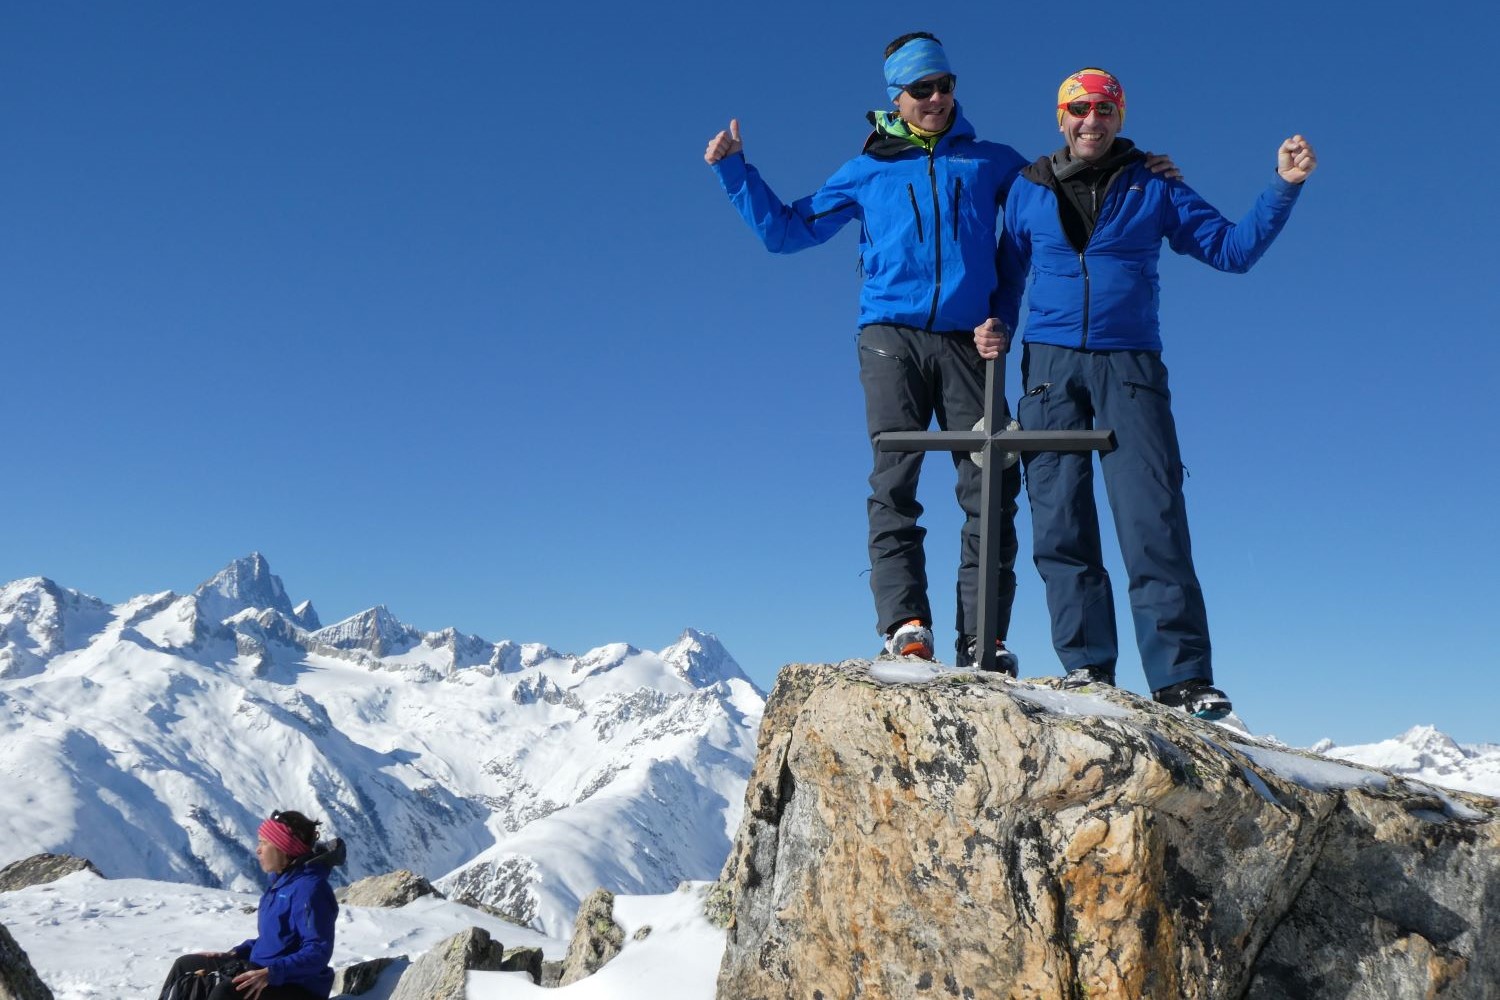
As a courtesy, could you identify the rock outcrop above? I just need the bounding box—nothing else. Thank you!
[338,869,440,908]
[715,661,1500,1000]
[0,855,102,894]
[500,946,545,985]
[0,922,54,1000]
[387,927,505,1000]
[332,956,403,996]
[558,888,625,985]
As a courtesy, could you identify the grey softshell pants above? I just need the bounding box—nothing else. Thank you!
[1017,342,1212,692]
[858,324,1020,650]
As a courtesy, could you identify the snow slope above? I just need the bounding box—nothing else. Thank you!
[0,556,763,937]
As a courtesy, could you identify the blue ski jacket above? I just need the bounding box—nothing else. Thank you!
[993,146,1303,352]
[232,852,339,998]
[712,106,1027,332]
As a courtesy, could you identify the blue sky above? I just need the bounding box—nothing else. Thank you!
[3,2,1496,748]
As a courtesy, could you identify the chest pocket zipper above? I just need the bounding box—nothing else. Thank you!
[907,184,924,242]
[952,177,963,240]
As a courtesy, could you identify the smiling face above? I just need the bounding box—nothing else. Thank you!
[1059,96,1121,162]
[893,72,955,133]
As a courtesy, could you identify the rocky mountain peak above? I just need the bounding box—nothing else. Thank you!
[193,553,297,624]
[292,599,321,631]
[660,628,754,690]
[1398,724,1466,758]
[311,604,421,657]
[0,577,112,678]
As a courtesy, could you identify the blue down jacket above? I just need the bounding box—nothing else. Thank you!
[713,106,1027,332]
[232,847,340,998]
[994,148,1303,351]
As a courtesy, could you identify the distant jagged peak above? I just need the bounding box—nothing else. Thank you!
[1,575,114,676]
[660,628,754,690]
[572,642,642,674]
[312,604,421,657]
[490,639,525,673]
[0,575,61,605]
[292,599,321,631]
[1,575,108,616]
[1321,725,1474,763]
[421,626,494,669]
[1396,724,1467,757]
[493,640,563,673]
[227,605,313,643]
[193,553,297,623]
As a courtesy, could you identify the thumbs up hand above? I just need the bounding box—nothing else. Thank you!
[704,119,744,165]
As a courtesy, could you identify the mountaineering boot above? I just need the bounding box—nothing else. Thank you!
[1153,677,1233,721]
[956,635,1018,676]
[882,619,934,660]
[1061,666,1115,689]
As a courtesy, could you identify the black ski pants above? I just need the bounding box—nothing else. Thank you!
[858,324,1019,650]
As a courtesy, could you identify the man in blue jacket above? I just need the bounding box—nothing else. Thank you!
[975,68,1317,718]
[705,33,1029,670]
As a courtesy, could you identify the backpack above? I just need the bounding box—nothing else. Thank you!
[159,959,248,1000]
[160,969,223,1000]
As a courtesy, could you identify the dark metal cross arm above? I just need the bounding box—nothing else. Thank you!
[877,429,1117,453]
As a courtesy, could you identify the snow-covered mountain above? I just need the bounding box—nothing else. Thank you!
[0,555,764,937]
[1313,725,1500,798]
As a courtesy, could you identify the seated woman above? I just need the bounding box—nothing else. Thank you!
[159,810,342,1000]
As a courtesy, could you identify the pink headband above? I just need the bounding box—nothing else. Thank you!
[259,818,311,857]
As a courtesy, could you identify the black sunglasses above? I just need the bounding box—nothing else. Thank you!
[1059,99,1118,119]
[903,74,955,100]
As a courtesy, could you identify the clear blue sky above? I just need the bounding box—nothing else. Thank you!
[3,3,1496,748]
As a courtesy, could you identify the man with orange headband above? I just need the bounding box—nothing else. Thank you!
[976,68,1317,720]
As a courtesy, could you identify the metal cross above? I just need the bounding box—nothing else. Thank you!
[876,352,1116,672]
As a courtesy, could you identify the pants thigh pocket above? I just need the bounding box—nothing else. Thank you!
[1016,380,1051,429]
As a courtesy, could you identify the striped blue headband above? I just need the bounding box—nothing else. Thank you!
[884,38,952,102]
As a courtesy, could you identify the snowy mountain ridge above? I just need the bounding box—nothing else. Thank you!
[0,555,764,938]
[1314,724,1500,798]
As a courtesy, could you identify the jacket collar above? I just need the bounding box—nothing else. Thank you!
[1023,137,1142,184]
[862,104,975,160]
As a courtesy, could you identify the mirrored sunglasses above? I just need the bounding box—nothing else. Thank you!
[1060,99,1118,119]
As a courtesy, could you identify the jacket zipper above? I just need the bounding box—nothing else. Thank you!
[925,153,943,331]
[1078,251,1091,349]
[952,177,962,241]
[1068,167,1132,350]
[907,185,924,243]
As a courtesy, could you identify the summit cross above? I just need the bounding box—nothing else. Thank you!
[876,353,1116,672]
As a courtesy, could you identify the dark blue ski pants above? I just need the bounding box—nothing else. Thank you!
[858,324,1020,649]
[1017,343,1212,692]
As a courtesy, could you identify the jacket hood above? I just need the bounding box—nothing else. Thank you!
[1022,137,1142,185]
[271,837,346,887]
[296,837,346,870]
